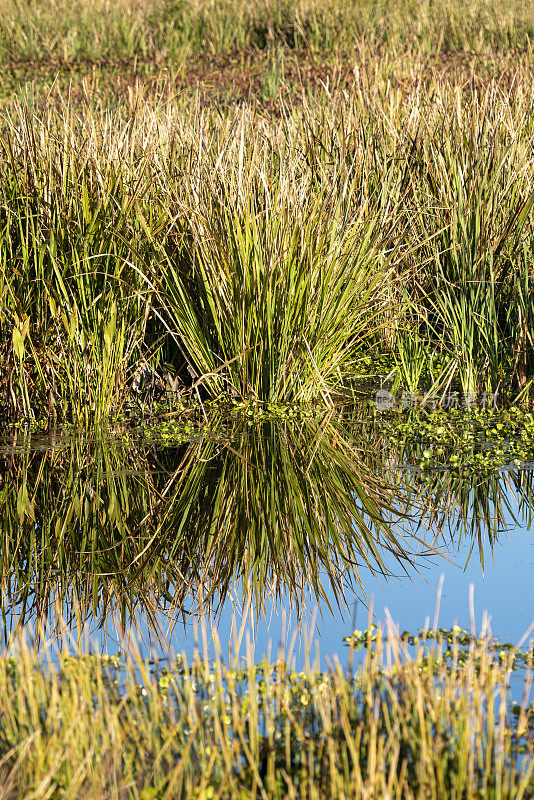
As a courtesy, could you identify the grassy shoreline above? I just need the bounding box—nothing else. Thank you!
[0,1,533,422]
[2,77,534,421]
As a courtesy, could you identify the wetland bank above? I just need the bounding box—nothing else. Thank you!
[1,0,534,797]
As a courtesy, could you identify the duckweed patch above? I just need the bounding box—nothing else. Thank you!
[117,400,323,445]
[384,406,534,475]
[344,625,534,671]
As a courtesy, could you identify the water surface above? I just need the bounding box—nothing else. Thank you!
[1,412,532,666]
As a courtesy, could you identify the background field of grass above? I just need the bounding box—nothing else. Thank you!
[1,0,534,65]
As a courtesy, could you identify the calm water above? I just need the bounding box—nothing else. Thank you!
[102,484,534,666]
[1,412,533,666]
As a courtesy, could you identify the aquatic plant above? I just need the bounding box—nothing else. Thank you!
[405,104,534,396]
[386,406,534,475]
[0,623,531,798]
[147,116,399,402]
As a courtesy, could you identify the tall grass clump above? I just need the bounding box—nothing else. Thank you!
[149,110,403,403]
[0,624,532,798]
[0,105,164,421]
[0,96,407,417]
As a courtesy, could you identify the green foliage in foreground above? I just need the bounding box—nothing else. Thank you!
[0,629,532,799]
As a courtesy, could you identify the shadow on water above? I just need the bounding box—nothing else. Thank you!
[0,410,532,650]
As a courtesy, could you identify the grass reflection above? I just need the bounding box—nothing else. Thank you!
[404,467,534,571]
[1,412,532,648]
[0,417,420,645]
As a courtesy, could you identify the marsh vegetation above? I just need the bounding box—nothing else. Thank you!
[1,0,534,796]
[1,628,533,799]
[1,2,534,420]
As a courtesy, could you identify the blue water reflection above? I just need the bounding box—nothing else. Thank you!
[2,423,533,671]
[101,472,534,667]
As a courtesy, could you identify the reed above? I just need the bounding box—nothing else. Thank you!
[0,105,158,421]
[147,109,401,402]
[0,622,532,799]
[1,4,534,420]
[404,95,534,396]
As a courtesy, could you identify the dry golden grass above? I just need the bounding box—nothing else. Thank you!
[0,624,532,799]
